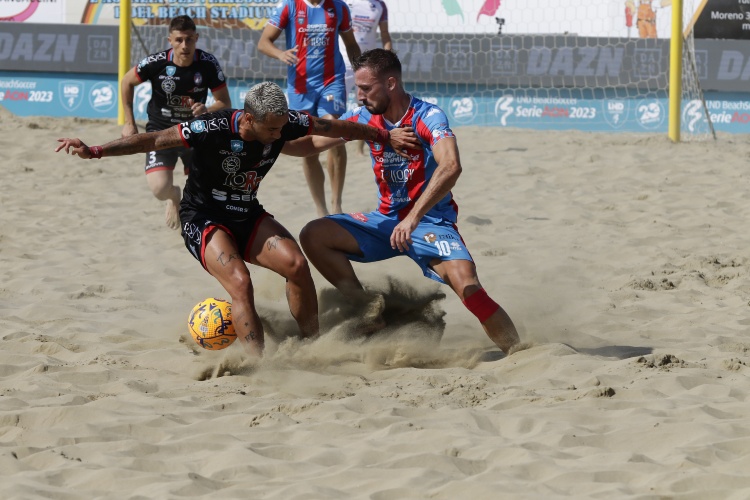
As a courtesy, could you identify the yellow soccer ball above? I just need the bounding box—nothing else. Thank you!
[188,298,236,350]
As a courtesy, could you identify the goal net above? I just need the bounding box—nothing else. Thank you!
[125,0,714,140]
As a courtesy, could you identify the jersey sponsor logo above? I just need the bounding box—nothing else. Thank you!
[194,72,203,86]
[382,167,414,183]
[375,150,407,168]
[425,107,441,119]
[138,52,167,70]
[262,144,272,157]
[221,156,241,173]
[190,120,207,133]
[288,110,310,128]
[183,221,202,244]
[230,140,243,153]
[161,79,176,94]
[349,212,369,222]
[224,170,263,196]
[207,117,229,131]
[179,122,191,140]
[432,129,454,141]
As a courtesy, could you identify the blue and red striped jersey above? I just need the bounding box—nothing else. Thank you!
[341,96,460,222]
[268,0,352,94]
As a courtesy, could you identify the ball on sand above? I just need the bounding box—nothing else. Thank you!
[188,298,236,350]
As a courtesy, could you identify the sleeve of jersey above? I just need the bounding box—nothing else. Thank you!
[177,117,210,149]
[134,60,149,83]
[268,2,289,29]
[206,55,228,92]
[418,106,455,147]
[283,110,314,141]
[339,3,352,32]
[380,1,389,22]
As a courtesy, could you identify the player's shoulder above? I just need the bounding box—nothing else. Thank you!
[332,0,352,11]
[287,109,312,128]
[412,97,447,119]
[341,104,371,122]
[137,49,169,70]
[195,49,219,63]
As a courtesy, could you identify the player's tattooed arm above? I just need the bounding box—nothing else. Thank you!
[309,116,421,153]
[55,126,183,159]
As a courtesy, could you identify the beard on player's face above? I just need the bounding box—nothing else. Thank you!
[364,95,389,115]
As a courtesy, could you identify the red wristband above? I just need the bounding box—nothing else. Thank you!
[376,128,389,144]
[89,146,103,159]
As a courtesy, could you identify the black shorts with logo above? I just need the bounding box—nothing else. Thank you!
[144,145,195,174]
[180,203,270,271]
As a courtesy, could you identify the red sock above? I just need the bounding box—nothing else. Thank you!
[462,288,500,323]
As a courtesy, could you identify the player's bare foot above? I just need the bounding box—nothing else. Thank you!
[165,186,181,230]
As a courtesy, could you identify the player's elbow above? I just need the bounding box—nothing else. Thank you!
[443,159,462,183]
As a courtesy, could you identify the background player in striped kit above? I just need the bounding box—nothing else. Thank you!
[339,0,391,156]
[258,0,361,217]
[121,15,232,229]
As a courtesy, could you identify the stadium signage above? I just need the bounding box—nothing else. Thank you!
[0,23,115,73]
[5,24,750,93]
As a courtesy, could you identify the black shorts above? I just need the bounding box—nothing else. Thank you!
[180,204,271,271]
[144,146,195,174]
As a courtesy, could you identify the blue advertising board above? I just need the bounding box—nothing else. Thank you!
[4,70,750,135]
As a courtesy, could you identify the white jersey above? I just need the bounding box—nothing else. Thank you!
[339,0,389,62]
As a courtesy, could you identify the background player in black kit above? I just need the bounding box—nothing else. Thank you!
[55,82,419,357]
[121,15,232,230]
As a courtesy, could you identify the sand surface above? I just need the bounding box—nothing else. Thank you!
[2,109,750,498]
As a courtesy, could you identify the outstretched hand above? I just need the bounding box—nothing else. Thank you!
[55,138,93,159]
[388,126,421,158]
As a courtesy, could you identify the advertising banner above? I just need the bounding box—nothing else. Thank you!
[0,0,704,39]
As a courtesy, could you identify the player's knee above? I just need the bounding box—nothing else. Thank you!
[299,221,324,252]
[147,177,173,199]
[284,253,313,285]
[462,288,500,324]
[226,270,254,302]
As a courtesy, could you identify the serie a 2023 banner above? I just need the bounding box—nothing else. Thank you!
[0,0,748,40]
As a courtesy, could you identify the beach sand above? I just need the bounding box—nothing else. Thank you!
[2,109,750,498]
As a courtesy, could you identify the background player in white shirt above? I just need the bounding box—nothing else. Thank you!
[339,0,392,155]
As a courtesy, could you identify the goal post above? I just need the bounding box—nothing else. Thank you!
[669,0,684,142]
[117,0,130,126]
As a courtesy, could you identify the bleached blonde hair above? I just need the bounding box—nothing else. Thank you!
[244,82,288,122]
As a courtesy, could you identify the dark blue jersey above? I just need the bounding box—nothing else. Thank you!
[177,108,313,219]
